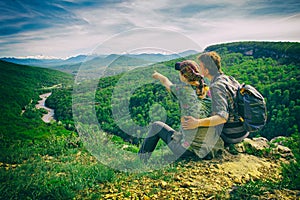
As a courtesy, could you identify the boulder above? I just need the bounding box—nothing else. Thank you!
[243,137,270,155]
[271,144,294,159]
[232,136,294,159]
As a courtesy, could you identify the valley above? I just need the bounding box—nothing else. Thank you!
[35,92,55,123]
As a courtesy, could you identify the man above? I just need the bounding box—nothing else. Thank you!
[182,51,249,145]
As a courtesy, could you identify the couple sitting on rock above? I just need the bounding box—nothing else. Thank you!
[138,51,249,162]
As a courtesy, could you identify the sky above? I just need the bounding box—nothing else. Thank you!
[1,0,300,58]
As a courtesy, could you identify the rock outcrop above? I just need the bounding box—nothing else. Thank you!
[234,136,294,160]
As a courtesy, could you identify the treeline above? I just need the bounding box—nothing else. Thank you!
[206,41,300,65]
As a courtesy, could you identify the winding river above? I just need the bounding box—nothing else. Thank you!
[36,92,56,123]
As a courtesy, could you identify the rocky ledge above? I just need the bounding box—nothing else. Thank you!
[89,136,299,199]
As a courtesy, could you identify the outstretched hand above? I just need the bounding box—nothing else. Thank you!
[152,70,173,91]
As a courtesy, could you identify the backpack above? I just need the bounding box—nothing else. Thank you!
[236,84,267,132]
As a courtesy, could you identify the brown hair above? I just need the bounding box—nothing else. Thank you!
[177,60,207,97]
[178,60,203,82]
[197,51,222,76]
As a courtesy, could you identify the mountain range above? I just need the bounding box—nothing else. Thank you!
[0,50,198,74]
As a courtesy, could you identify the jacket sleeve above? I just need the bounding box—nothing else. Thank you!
[210,81,229,121]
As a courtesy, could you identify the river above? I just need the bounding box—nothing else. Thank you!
[36,92,56,123]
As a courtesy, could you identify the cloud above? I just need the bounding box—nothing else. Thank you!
[0,0,90,36]
[248,0,300,16]
[0,0,300,57]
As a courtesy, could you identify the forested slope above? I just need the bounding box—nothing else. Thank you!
[0,60,73,139]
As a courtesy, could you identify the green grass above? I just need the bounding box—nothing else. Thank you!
[0,132,180,199]
[229,179,279,200]
[0,133,116,200]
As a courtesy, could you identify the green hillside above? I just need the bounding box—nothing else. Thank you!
[0,61,118,199]
[0,60,73,139]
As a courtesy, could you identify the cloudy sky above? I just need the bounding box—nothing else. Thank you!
[1,0,300,58]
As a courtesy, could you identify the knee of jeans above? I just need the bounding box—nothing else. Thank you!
[152,121,165,127]
[150,121,165,134]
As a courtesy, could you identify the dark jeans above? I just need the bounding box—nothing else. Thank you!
[138,121,195,161]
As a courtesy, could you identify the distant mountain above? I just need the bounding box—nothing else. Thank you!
[0,57,62,67]
[0,50,199,73]
[178,50,199,57]
[0,55,91,68]
[64,55,89,63]
[126,50,199,62]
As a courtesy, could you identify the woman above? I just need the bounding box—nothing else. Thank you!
[182,51,249,145]
[138,60,224,163]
